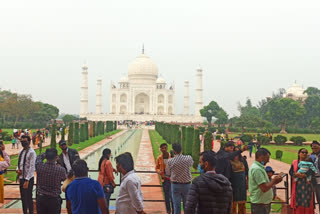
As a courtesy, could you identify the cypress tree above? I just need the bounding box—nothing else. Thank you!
[93,122,96,137]
[89,121,94,138]
[68,123,74,146]
[204,131,213,151]
[80,124,85,142]
[192,129,200,168]
[185,126,194,156]
[95,122,99,136]
[50,123,57,148]
[114,121,117,131]
[61,126,65,141]
[74,122,80,144]
[181,126,186,154]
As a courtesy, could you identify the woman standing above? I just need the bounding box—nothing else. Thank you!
[289,148,314,214]
[230,147,248,214]
[0,140,11,203]
[98,148,117,209]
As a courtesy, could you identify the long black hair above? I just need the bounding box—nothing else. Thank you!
[98,148,111,171]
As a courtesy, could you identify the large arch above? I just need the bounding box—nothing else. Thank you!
[135,93,150,114]
[157,106,164,115]
[120,105,127,114]
[120,94,127,103]
[158,94,164,104]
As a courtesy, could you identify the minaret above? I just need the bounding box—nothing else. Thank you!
[96,78,102,114]
[184,80,189,115]
[195,66,203,116]
[80,63,88,116]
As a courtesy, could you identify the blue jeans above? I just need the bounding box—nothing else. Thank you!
[163,180,173,213]
[171,183,191,214]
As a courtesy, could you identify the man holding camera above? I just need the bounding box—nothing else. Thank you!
[36,148,66,214]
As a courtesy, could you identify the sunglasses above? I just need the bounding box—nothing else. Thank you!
[301,151,308,154]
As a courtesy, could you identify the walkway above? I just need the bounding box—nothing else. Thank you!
[134,129,166,213]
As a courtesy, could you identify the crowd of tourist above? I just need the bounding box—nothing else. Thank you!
[2,129,320,214]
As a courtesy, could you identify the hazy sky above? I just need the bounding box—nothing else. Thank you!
[1,0,319,117]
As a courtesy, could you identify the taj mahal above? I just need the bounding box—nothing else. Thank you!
[80,48,203,123]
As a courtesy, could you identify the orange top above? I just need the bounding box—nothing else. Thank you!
[98,159,114,187]
[155,154,171,181]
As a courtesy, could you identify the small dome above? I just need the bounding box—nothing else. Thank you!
[156,76,166,84]
[119,75,128,82]
[128,54,158,82]
[284,83,308,98]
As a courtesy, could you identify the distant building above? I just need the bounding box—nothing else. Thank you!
[283,82,308,102]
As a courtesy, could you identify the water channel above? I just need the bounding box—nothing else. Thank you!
[7,129,143,210]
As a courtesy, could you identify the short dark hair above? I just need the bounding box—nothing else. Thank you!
[45,148,58,161]
[201,151,217,168]
[172,143,182,153]
[115,152,134,172]
[224,142,235,148]
[160,143,168,148]
[72,160,88,177]
[21,135,31,142]
[256,148,271,159]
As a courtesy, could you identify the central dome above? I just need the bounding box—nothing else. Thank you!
[128,54,158,83]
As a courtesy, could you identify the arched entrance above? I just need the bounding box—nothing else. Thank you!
[135,93,150,114]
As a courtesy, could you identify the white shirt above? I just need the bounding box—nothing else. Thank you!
[62,149,72,172]
[116,170,144,213]
[17,148,36,181]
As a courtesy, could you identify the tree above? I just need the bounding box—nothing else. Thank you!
[303,95,320,126]
[185,127,194,156]
[192,129,200,169]
[62,114,78,124]
[268,98,305,133]
[67,123,74,146]
[181,126,186,154]
[50,123,57,148]
[61,126,65,141]
[74,122,80,144]
[204,131,213,151]
[200,101,226,127]
[304,87,320,96]
[80,124,85,142]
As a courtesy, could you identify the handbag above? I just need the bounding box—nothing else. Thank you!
[102,160,114,194]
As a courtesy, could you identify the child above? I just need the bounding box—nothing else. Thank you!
[296,157,317,183]
[11,137,16,149]
[265,166,277,200]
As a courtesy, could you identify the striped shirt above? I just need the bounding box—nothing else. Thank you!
[165,154,193,183]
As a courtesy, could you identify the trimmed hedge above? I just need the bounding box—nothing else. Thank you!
[240,134,253,144]
[257,135,270,145]
[67,123,74,146]
[274,135,287,145]
[74,122,80,144]
[50,123,57,148]
[290,136,306,146]
[185,126,194,156]
[204,131,213,151]
[181,126,186,154]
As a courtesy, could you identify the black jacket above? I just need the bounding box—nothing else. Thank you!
[216,149,242,180]
[58,148,80,173]
[184,173,233,214]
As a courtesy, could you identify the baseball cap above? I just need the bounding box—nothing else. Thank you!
[59,140,67,146]
[265,166,275,173]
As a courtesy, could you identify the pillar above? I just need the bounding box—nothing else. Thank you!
[184,80,189,115]
[80,63,88,117]
[96,78,102,114]
[195,67,203,116]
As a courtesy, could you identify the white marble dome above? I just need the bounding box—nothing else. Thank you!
[128,54,158,82]
[156,76,166,84]
[284,82,308,101]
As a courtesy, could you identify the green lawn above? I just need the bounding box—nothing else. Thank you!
[1,128,39,144]
[4,129,121,183]
[149,130,173,162]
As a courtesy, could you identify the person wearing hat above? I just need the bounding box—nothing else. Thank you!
[311,140,320,212]
[57,140,80,174]
[265,166,276,200]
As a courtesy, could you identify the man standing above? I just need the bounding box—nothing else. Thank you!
[36,148,66,214]
[249,148,283,214]
[185,151,233,214]
[155,143,172,214]
[16,135,36,214]
[216,141,247,181]
[66,159,108,214]
[115,152,145,214]
[58,140,80,174]
[311,140,320,213]
[165,143,193,214]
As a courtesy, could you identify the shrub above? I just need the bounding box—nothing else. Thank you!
[240,134,253,144]
[276,150,283,160]
[274,135,287,145]
[192,129,200,168]
[257,136,270,145]
[93,122,96,137]
[67,123,74,146]
[204,131,213,151]
[80,124,85,142]
[290,136,306,146]
[185,127,194,156]
[113,121,117,131]
[216,135,221,140]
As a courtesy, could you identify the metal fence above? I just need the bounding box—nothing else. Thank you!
[3,169,289,205]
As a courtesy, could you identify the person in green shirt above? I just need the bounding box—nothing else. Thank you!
[249,148,283,214]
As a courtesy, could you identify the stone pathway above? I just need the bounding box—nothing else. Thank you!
[134,129,166,213]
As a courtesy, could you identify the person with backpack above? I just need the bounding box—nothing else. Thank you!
[16,135,36,214]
